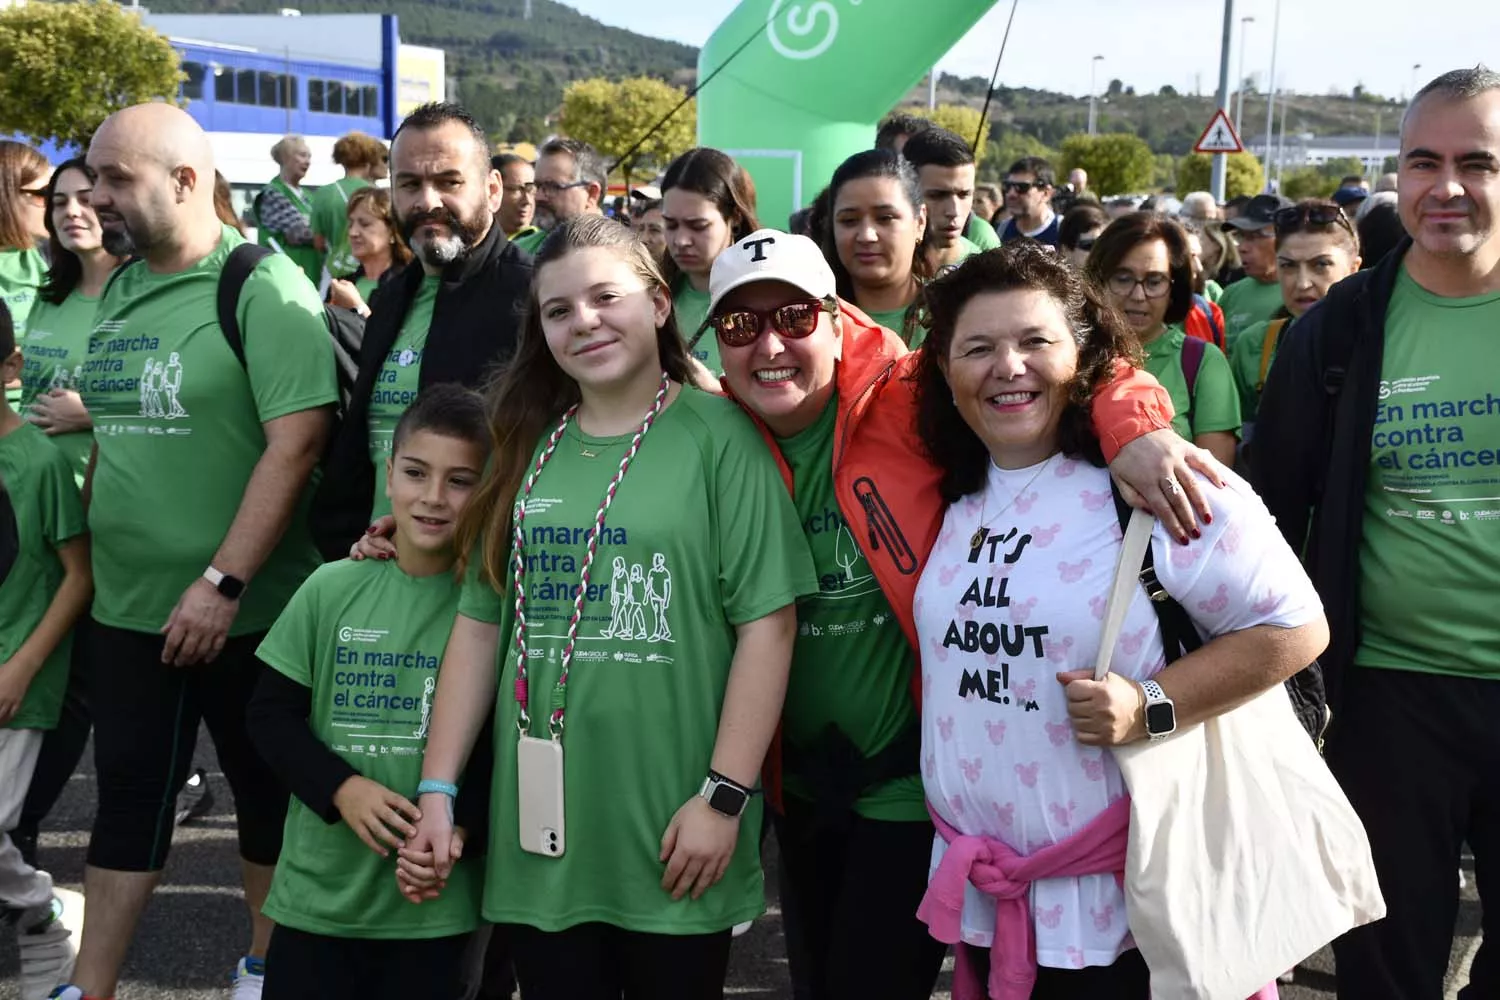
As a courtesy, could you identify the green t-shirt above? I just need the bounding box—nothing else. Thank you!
[1227,318,1291,424]
[310,177,371,279]
[1203,278,1224,303]
[256,557,483,937]
[778,396,923,821]
[83,225,337,636]
[19,290,99,485]
[512,228,547,255]
[367,275,439,520]
[674,282,720,375]
[1140,325,1241,441]
[866,304,928,350]
[1216,276,1284,349]
[353,273,380,305]
[458,387,816,934]
[964,214,1001,251]
[0,247,47,332]
[0,422,85,730]
[1356,269,1500,679]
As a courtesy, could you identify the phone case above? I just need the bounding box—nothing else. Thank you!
[517,735,566,858]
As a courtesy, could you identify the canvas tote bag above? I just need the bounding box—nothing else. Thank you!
[1096,508,1386,999]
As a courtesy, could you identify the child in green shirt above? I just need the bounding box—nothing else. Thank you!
[249,384,491,1000]
[0,301,92,993]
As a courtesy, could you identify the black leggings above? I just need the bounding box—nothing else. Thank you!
[86,621,287,871]
[262,924,471,1000]
[506,922,732,1000]
[962,944,1150,999]
[774,796,948,1000]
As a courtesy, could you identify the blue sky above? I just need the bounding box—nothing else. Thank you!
[562,0,1498,102]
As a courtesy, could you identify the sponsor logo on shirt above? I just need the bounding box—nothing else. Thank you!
[338,625,389,643]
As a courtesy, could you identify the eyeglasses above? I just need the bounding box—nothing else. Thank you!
[534,180,589,197]
[1107,270,1172,299]
[711,297,834,348]
[1002,181,1043,195]
[20,187,47,205]
[504,182,537,196]
[1275,204,1354,238]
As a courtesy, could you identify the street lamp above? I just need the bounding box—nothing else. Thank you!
[1088,55,1105,135]
[1235,16,1254,135]
[1261,0,1282,185]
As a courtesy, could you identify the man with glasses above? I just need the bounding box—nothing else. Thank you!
[1253,67,1500,1000]
[998,157,1061,247]
[516,136,606,255]
[492,152,539,245]
[1217,193,1292,346]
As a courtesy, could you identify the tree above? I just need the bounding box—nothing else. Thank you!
[1107,79,1125,97]
[1176,152,1266,199]
[1281,167,1337,201]
[1158,85,1179,98]
[1152,153,1178,190]
[1058,133,1155,196]
[559,76,696,181]
[983,129,1057,181]
[0,0,182,149]
[907,104,991,156]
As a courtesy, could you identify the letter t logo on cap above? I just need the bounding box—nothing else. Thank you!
[743,236,776,262]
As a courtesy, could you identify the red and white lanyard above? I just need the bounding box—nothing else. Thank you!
[510,372,670,739]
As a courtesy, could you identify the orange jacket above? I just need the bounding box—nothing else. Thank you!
[729,302,1174,805]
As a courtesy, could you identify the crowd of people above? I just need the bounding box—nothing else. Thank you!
[0,61,1495,1000]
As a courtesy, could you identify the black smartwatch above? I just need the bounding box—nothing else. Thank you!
[699,771,752,818]
[203,566,246,600]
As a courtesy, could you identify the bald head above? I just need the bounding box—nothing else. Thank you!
[88,102,222,265]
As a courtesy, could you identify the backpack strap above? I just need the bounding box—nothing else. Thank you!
[1109,484,1204,666]
[1192,294,1225,350]
[1257,318,1289,394]
[217,244,275,370]
[1179,332,1206,434]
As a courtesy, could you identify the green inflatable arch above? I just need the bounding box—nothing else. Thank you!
[698,0,1000,228]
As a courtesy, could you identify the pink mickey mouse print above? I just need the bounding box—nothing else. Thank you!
[1030,523,1062,547]
[1044,721,1072,746]
[959,757,984,783]
[938,518,956,547]
[1045,635,1076,664]
[1120,625,1150,655]
[1252,589,1279,615]
[964,495,982,516]
[1011,595,1038,623]
[937,715,955,741]
[939,563,964,586]
[1015,490,1040,514]
[1216,520,1243,555]
[1012,678,1037,701]
[1055,459,1079,478]
[1088,594,1107,621]
[962,929,988,947]
[1090,904,1115,931]
[1048,800,1076,827]
[1038,904,1064,929]
[1109,521,1124,542]
[984,719,1007,745]
[927,637,949,663]
[1080,755,1105,781]
[1014,761,1040,787]
[1079,489,1112,512]
[1197,583,1230,614]
[922,672,933,699]
[1170,541,1203,569]
[1058,558,1093,583]
[949,795,966,815]
[923,752,935,778]
[956,600,977,623]
[1065,947,1086,968]
[987,800,1015,828]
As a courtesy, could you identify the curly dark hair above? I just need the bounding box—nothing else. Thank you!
[914,242,1143,503]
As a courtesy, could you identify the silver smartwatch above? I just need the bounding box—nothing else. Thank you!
[1140,679,1177,741]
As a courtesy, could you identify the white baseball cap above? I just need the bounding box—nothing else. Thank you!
[708,229,837,316]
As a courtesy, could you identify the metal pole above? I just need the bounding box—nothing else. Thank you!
[1276,90,1288,190]
[1210,0,1234,202]
[1371,109,1382,181]
[929,66,937,110]
[1261,0,1281,185]
[1088,56,1103,136]
[1235,16,1254,133]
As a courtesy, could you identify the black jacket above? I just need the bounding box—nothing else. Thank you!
[1250,238,1411,710]
[314,222,533,559]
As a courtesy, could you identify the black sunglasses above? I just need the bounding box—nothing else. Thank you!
[1074,235,1098,251]
[1275,204,1352,236]
[1002,180,1042,194]
[711,297,834,348]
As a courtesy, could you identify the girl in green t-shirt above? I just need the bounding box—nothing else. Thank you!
[660,148,760,375]
[327,187,412,319]
[21,157,127,483]
[824,149,937,348]
[402,216,815,999]
[1,140,51,412]
[1088,212,1242,467]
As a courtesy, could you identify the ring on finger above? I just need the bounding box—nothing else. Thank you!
[1161,476,1181,496]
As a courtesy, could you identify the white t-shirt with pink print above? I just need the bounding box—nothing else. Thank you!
[914,453,1323,970]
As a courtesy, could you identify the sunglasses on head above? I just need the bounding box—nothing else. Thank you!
[1002,180,1041,194]
[711,297,834,348]
[1074,235,1098,251]
[1275,204,1352,236]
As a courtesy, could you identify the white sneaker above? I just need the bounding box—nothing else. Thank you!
[17,889,84,1000]
[730,920,753,938]
[231,956,266,1000]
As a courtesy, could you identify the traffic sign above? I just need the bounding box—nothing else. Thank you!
[1194,109,1244,154]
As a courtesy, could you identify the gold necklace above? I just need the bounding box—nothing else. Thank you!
[969,455,1055,549]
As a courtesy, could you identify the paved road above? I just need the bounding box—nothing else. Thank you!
[1,734,1481,999]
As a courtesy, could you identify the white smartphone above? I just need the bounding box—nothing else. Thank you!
[517,735,566,858]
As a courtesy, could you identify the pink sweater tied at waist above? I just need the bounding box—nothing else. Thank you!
[917,796,1280,1000]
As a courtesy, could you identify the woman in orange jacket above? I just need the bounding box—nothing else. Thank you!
[707,227,1216,1000]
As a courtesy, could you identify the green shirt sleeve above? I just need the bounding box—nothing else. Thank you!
[1228,321,1269,423]
[1188,341,1243,438]
[255,567,322,687]
[709,403,818,625]
[964,215,1002,251]
[39,444,87,547]
[1203,278,1223,303]
[237,254,340,422]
